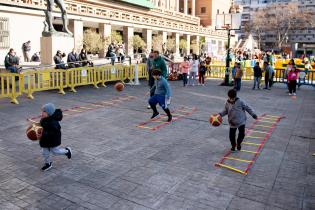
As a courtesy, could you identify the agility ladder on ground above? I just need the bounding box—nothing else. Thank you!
[215,114,284,175]
[27,95,136,123]
[137,106,197,131]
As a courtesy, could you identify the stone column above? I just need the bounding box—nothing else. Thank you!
[185,34,190,55]
[195,35,200,55]
[174,33,180,57]
[143,29,152,53]
[69,19,83,51]
[192,0,195,16]
[99,23,111,57]
[184,0,188,14]
[123,26,134,56]
[176,0,179,12]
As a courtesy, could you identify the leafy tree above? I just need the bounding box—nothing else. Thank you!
[83,29,105,54]
[111,31,123,44]
[166,38,175,52]
[179,39,187,52]
[152,35,163,52]
[133,35,146,53]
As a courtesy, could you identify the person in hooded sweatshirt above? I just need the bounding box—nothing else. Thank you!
[218,89,257,152]
[38,103,72,171]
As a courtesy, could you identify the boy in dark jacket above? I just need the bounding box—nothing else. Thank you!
[219,89,257,152]
[253,62,262,89]
[39,103,71,171]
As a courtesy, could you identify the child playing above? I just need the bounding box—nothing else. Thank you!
[287,66,299,96]
[180,56,190,87]
[218,89,257,152]
[148,69,172,122]
[38,103,72,171]
[198,61,206,86]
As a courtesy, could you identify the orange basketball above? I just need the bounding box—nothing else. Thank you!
[114,82,124,92]
[209,114,223,127]
[26,124,43,141]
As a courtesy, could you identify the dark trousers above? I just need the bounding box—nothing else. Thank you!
[288,80,297,93]
[265,72,271,88]
[182,73,188,86]
[199,72,205,84]
[234,78,241,91]
[229,125,245,148]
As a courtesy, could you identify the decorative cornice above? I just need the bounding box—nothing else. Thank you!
[0,0,227,38]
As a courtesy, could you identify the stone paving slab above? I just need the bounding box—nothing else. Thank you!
[0,79,315,209]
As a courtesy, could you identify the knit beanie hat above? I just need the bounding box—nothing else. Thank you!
[42,103,56,116]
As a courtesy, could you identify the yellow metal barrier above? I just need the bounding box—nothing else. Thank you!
[138,64,148,79]
[22,69,66,99]
[0,73,23,104]
[68,67,98,92]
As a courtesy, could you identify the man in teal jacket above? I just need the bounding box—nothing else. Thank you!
[152,51,167,78]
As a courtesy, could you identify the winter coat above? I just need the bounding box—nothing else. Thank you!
[288,70,299,81]
[253,65,262,77]
[39,109,63,148]
[152,56,167,78]
[219,98,256,128]
[4,54,19,68]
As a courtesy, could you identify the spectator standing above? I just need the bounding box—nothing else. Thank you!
[189,54,199,86]
[253,62,262,90]
[180,56,190,87]
[22,40,31,62]
[263,62,274,90]
[152,51,167,78]
[199,61,206,86]
[234,62,243,91]
[4,48,20,73]
[288,66,299,96]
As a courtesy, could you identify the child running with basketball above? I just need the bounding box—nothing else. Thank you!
[218,89,257,152]
[148,69,172,122]
[38,103,72,171]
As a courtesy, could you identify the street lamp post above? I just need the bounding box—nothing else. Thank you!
[215,2,242,86]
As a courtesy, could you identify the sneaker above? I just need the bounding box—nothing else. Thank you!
[167,115,172,122]
[289,93,292,96]
[231,147,236,153]
[293,93,296,96]
[151,112,160,119]
[41,162,52,171]
[65,147,72,159]
[147,105,151,109]
[237,145,241,151]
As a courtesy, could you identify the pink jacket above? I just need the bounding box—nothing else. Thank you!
[288,70,298,81]
[180,61,190,74]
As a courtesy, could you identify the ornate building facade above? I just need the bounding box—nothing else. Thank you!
[0,0,229,63]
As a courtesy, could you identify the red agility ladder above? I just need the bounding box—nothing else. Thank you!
[215,114,284,175]
[137,106,197,131]
[27,95,136,123]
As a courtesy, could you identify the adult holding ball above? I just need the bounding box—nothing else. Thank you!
[218,89,257,152]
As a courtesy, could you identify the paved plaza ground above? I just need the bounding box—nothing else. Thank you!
[0,78,314,210]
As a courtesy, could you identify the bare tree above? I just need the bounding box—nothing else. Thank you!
[249,2,315,49]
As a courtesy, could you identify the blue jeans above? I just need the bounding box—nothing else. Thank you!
[234,78,241,91]
[6,66,18,73]
[253,76,261,89]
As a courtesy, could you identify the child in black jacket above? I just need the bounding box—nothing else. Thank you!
[39,103,72,171]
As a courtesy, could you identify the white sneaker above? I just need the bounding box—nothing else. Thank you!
[293,93,296,96]
[289,93,292,96]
